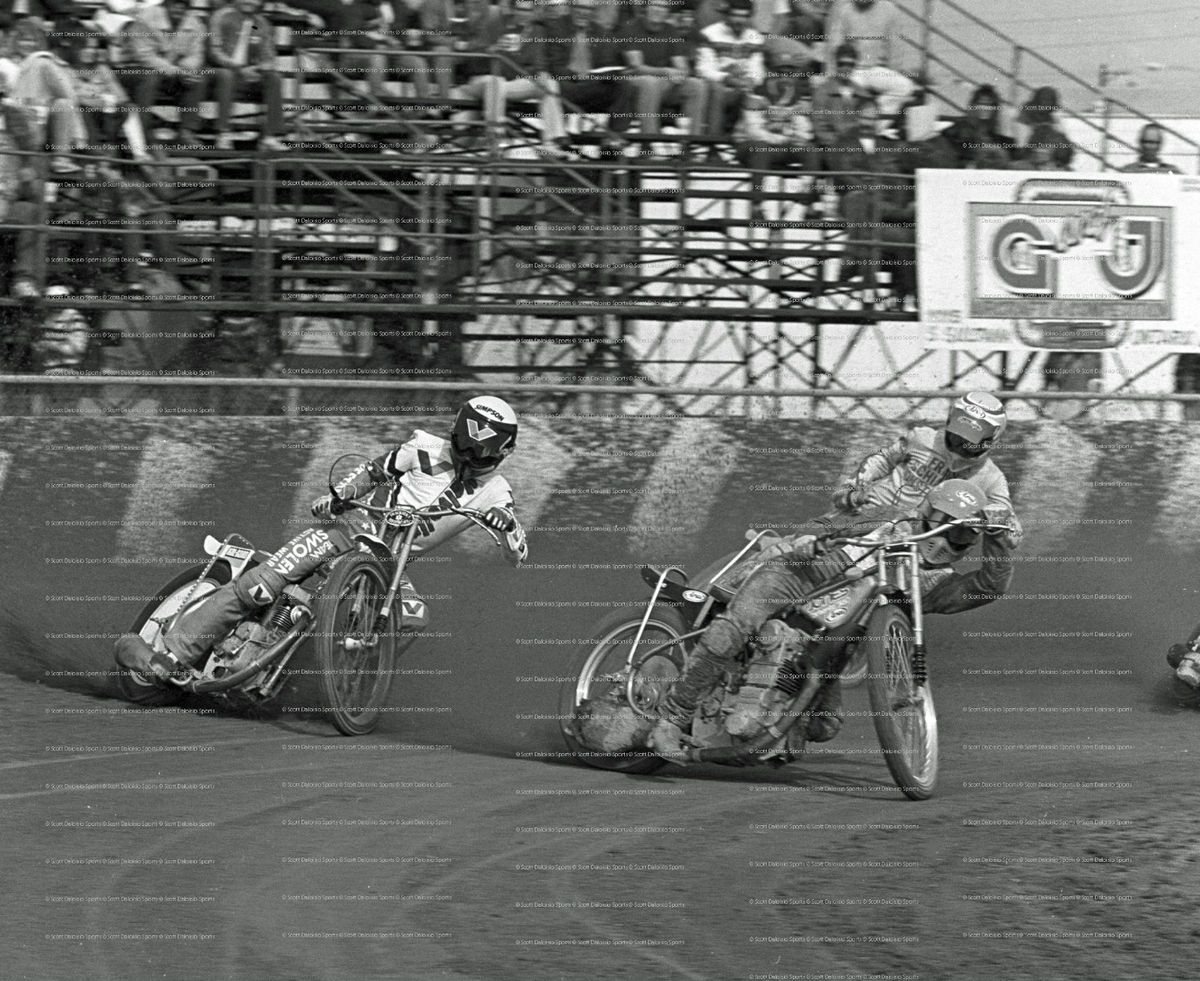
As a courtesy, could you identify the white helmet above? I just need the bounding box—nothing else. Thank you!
[944,392,1007,467]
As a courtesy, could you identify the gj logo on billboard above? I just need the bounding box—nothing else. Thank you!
[919,171,1200,351]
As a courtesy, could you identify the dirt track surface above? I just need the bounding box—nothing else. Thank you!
[5,629,1196,981]
[3,418,1198,979]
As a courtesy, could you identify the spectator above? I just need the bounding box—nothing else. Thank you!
[66,27,149,162]
[454,0,568,154]
[810,40,863,147]
[209,0,286,150]
[693,0,776,34]
[532,0,634,138]
[733,56,813,215]
[764,0,825,78]
[620,0,705,141]
[377,0,455,100]
[125,0,206,147]
[827,95,915,294]
[1119,122,1182,174]
[941,83,1016,168]
[823,0,912,117]
[0,0,79,32]
[695,0,765,140]
[8,18,87,173]
[1175,354,1200,421]
[302,1,393,102]
[1016,122,1071,171]
[1016,85,1073,169]
[34,283,91,372]
[448,0,506,89]
[0,105,44,298]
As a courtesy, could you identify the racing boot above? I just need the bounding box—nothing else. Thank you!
[1176,652,1200,689]
[648,718,690,764]
[165,527,354,667]
[648,694,692,764]
[804,678,845,743]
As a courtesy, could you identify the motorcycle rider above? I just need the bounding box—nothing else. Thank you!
[116,396,529,684]
[650,392,1023,762]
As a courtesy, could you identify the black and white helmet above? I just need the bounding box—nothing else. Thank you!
[450,396,519,474]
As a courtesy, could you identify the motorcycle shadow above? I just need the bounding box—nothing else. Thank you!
[653,755,908,801]
[1149,673,1200,713]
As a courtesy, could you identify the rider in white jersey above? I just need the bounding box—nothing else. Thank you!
[118,397,528,682]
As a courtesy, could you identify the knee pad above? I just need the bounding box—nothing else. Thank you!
[697,615,747,661]
[233,564,288,608]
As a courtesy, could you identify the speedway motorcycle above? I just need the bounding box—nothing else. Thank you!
[1165,631,1200,707]
[561,515,1004,800]
[114,455,504,735]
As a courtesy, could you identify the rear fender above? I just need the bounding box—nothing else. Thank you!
[203,535,268,579]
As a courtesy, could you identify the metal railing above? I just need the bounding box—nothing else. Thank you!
[2,375,1197,421]
[894,0,1200,173]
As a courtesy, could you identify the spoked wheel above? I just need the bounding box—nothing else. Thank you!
[558,605,690,774]
[311,554,398,736]
[115,564,229,707]
[864,605,939,800]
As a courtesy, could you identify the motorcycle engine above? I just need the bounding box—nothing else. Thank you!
[211,619,275,676]
[723,619,811,738]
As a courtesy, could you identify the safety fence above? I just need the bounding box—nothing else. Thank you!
[2,375,1198,422]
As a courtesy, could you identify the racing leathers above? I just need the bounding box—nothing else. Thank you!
[655,428,1022,755]
[833,425,1022,611]
[150,429,528,669]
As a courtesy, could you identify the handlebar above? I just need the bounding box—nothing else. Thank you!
[827,518,1014,553]
[336,499,507,545]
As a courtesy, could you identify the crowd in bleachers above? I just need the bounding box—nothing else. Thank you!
[0,0,1190,379]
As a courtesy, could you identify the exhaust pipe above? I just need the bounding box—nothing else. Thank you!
[687,671,822,766]
[188,612,312,694]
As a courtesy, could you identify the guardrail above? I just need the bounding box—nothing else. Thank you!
[2,375,1197,421]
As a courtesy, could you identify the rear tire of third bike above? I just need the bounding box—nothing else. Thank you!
[310,553,398,736]
[864,604,939,801]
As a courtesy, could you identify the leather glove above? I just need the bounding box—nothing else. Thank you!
[833,483,866,512]
[984,507,1023,551]
[311,494,348,518]
[760,534,819,562]
[482,505,517,534]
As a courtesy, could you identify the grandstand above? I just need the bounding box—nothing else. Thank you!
[0,0,1194,418]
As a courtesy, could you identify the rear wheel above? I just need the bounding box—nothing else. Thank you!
[864,605,938,800]
[115,564,230,707]
[559,605,690,774]
[310,553,398,736]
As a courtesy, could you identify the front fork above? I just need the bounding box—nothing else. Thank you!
[362,519,420,644]
[876,546,928,689]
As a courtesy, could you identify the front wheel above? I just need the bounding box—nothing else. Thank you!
[863,605,939,800]
[558,605,691,774]
[114,563,230,707]
[310,553,398,736]
[840,640,869,688]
